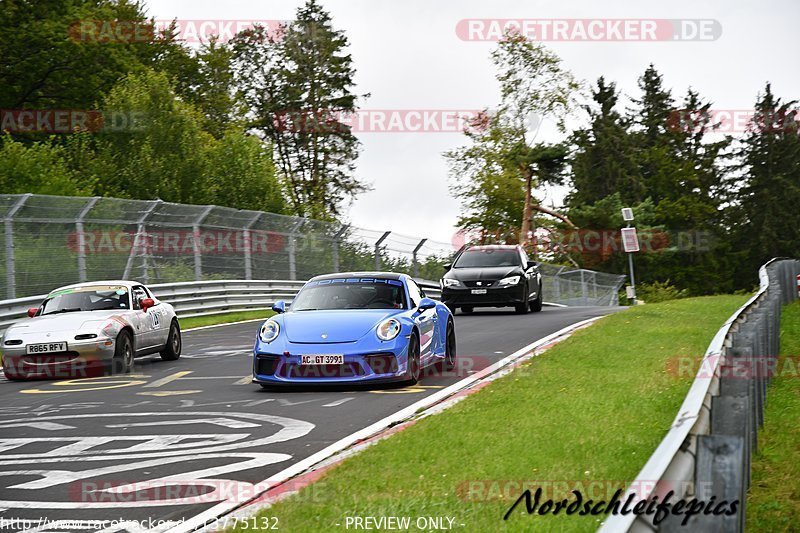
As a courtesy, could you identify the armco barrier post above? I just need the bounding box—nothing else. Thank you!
[695,434,746,532]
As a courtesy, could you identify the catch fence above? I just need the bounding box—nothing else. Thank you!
[0,194,624,306]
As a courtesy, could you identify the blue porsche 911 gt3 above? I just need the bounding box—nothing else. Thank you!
[252,273,456,387]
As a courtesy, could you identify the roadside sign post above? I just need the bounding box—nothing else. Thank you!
[621,208,638,305]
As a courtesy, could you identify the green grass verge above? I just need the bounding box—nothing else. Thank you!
[180,309,274,330]
[747,300,800,531]
[232,295,747,533]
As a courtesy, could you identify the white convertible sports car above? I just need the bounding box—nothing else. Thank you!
[1,281,181,380]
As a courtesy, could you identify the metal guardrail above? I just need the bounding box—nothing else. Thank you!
[598,258,800,532]
[0,279,443,335]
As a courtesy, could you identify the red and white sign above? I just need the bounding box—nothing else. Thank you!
[621,228,640,253]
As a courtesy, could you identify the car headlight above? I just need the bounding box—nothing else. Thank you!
[442,278,461,288]
[259,320,281,343]
[376,318,401,341]
[497,275,521,287]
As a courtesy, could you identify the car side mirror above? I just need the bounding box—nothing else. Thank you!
[443,263,452,271]
[272,300,286,314]
[27,308,38,318]
[418,297,437,311]
[140,298,155,312]
[527,261,537,270]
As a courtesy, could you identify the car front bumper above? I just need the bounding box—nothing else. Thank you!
[441,284,527,307]
[1,338,116,380]
[253,337,413,385]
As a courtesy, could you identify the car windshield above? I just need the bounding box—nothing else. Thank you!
[454,248,521,268]
[40,285,130,315]
[292,279,407,311]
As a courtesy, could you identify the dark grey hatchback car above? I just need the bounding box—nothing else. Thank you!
[440,245,543,314]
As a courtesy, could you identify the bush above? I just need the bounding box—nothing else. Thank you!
[636,280,688,303]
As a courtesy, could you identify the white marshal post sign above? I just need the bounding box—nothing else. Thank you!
[621,209,639,304]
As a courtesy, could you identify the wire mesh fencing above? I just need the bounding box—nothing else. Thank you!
[0,194,624,306]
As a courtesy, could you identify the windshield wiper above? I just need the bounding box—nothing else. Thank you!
[42,308,83,315]
[295,308,320,311]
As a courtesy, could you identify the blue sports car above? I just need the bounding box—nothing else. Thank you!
[252,273,456,387]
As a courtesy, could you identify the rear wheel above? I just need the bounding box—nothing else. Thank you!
[160,320,182,361]
[111,331,133,374]
[405,333,421,385]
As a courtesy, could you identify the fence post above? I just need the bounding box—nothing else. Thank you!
[580,269,588,305]
[243,212,262,281]
[123,200,160,280]
[374,231,391,271]
[412,238,427,277]
[288,220,304,281]
[4,194,31,299]
[192,205,215,281]
[75,197,99,283]
[331,225,349,273]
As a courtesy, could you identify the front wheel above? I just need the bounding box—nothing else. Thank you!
[160,320,182,361]
[530,284,543,312]
[111,331,133,374]
[405,333,421,385]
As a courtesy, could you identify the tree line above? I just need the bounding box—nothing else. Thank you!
[2,2,797,293]
[446,34,799,294]
[0,0,362,220]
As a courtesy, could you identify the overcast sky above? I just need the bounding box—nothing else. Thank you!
[149,0,799,245]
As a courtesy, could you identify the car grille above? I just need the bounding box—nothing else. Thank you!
[22,352,80,365]
[463,280,498,288]
[283,363,364,379]
[256,356,280,376]
[365,353,398,374]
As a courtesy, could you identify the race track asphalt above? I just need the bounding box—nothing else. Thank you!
[0,305,619,533]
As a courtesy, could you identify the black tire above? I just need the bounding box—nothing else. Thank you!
[160,320,182,361]
[530,284,543,313]
[111,331,134,374]
[405,333,421,385]
[443,320,457,371]
[461,306,473,314]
